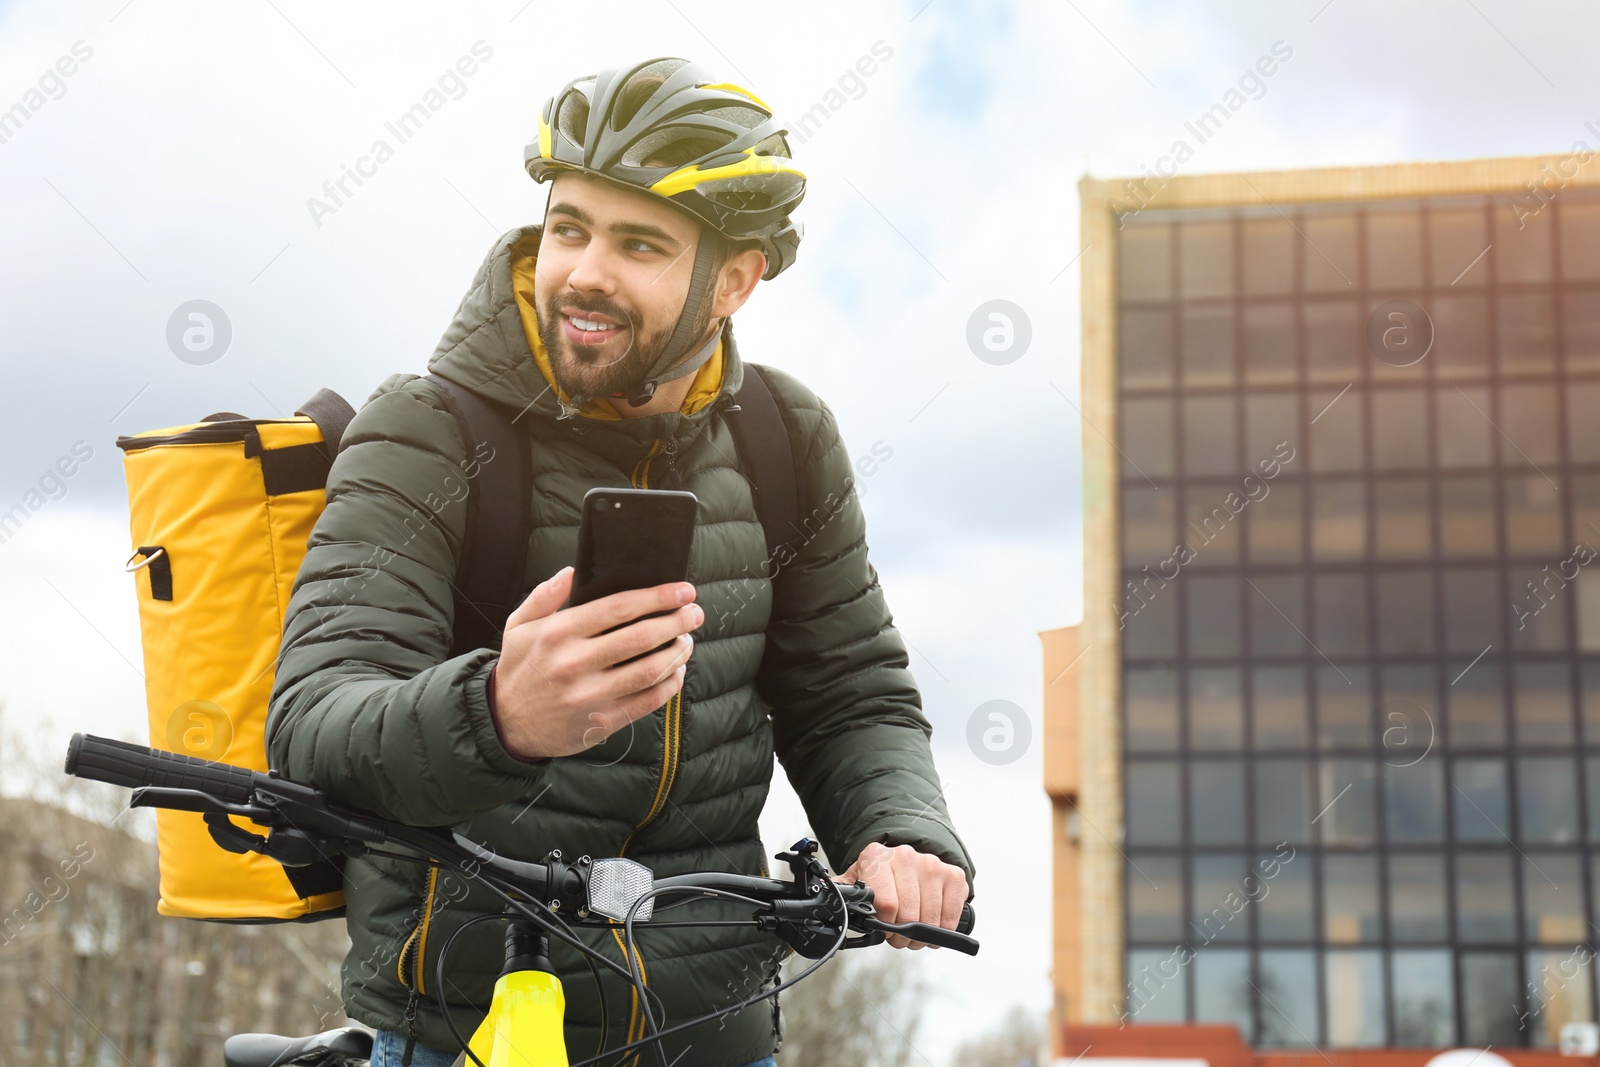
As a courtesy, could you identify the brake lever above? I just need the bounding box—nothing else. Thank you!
[129,786,271,821]
[859,915,980,956]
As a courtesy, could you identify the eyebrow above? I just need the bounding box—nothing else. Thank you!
[547,201,683,250]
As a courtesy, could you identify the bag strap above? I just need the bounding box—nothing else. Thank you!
[725,363,804,566]
[295,388,358,461]
[423,375,533,657]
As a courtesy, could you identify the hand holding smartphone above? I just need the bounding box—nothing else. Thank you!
[489,487,702,760]
[570,487,699,664]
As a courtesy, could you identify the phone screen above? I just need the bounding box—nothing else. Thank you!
[569,487,699,610]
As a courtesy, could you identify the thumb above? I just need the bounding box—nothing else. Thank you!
[505,566,573,629]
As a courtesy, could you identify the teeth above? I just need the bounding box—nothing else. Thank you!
[570,316,612,332]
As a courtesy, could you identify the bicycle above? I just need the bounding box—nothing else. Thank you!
[63,733,979,1067]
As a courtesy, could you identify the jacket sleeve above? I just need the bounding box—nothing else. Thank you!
[756,372,975,895]
[267,374,546,828]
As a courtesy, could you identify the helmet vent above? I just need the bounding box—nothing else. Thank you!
[556,90,590,148]
[622,126,732,169]
[613,59,691,130]
[703,105,767,129]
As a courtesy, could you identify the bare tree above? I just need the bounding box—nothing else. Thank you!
[949,1005,1046,1067]
[776,948,930,1067]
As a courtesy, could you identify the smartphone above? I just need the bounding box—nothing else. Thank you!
[569,487,699,663]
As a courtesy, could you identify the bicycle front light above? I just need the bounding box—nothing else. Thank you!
[587,857,654,921]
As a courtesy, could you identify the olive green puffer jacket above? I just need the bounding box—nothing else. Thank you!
[266,224,974,1065]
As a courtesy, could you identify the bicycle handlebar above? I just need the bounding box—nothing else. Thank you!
[64,732,977,956]
[66,731,259,804]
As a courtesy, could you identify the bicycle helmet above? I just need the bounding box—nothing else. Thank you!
[525,57,805,407]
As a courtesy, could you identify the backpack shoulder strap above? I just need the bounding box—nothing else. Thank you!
[423,374,532,656]
[725,362,804,566]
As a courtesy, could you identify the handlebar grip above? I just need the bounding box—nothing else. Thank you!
[958,902,975,936]
[65,733,257,805]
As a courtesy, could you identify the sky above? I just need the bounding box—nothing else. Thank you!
[3,0,1600,1060]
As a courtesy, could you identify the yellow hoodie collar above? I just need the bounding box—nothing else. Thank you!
[508,233,725,420]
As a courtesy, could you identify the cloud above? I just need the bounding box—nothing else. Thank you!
[9,0,1600,1055]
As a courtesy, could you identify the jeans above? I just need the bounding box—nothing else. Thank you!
[370,1028,776,1067]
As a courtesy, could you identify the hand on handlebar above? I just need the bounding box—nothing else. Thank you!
[836,842,969,950]
[491,567,704,760]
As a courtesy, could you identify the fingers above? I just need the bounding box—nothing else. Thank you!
[505,566,574,629]
[598,630,695,702]
[578,658,688,748]
[565,581,696,639]
[939,867,968,933]
[844,844,965,951]
[585,602,704,670]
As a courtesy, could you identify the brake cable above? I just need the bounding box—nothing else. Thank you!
[566,877,851,1067]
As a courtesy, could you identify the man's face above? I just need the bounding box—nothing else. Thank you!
[534,172,715,399]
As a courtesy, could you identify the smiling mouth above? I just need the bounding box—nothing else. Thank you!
[562,309,629,347]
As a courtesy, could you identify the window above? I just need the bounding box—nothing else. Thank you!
[1373,478,1431,558]
[1121,306,1175,388]
[1455,853,1517,942]
[1187,577,1242,660]
[1386,761,1445,843]
[1126,761,1181,845]
[1390,855,1449,941]
[1191,760,1247,845]
[1461,952,1524,1045]
[1322,854,1380,943]
[1255,760,1311,844]
[1182,303,1237,386]
[1253,666,1310,750]
[1191,854,1251,945]
[1190,667,1244,750]
[1318,758,1376,845]
[1372,388,1428,470]
[1125,948,1187,1022]
[1125,667,1179,752]
[1122,396,1175,478]
[1256,950,1321,1046]
[1325,950,1386,1047]
[1392,950,1455,1045]
[1118,193,1600,1050]
[1193,949,1254,1035]
[1454,759,1510,842]
[1184,395,1239,476]
[1127,855,1185,941]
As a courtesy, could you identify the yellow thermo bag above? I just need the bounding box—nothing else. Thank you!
[116,390,354,922]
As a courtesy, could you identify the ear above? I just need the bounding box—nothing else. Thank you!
[709,245,766,320]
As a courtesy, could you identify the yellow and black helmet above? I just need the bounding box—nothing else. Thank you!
[525,57,804,281]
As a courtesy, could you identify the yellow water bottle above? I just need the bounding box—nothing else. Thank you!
[467,922,568,1067]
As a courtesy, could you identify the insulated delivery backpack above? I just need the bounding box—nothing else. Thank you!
[115,366,802,923]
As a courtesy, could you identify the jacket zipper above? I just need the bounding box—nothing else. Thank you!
[396,864,441,1064]
[609,434,686,1063]
[621,437,685,858]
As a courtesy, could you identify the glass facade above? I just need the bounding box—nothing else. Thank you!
[1116,190,1600,1048]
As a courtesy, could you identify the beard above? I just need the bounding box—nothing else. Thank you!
[539,291,714,402]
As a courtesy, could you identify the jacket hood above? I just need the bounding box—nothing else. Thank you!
[426,224,745,458]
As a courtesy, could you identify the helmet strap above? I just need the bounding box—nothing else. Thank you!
[621,234,720,407]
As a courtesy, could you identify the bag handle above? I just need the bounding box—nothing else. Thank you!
[295,388,358,461]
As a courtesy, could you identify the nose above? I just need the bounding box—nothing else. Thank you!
[564,239,618,297]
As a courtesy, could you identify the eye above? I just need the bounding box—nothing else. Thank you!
[552,222,584,239]
[626,238,664,254]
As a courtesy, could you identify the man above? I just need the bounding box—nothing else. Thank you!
[268,57,973,1067]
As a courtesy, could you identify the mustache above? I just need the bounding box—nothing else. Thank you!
[552,295,636,326]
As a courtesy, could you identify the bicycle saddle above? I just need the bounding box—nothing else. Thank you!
[222,1027,374,1067]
